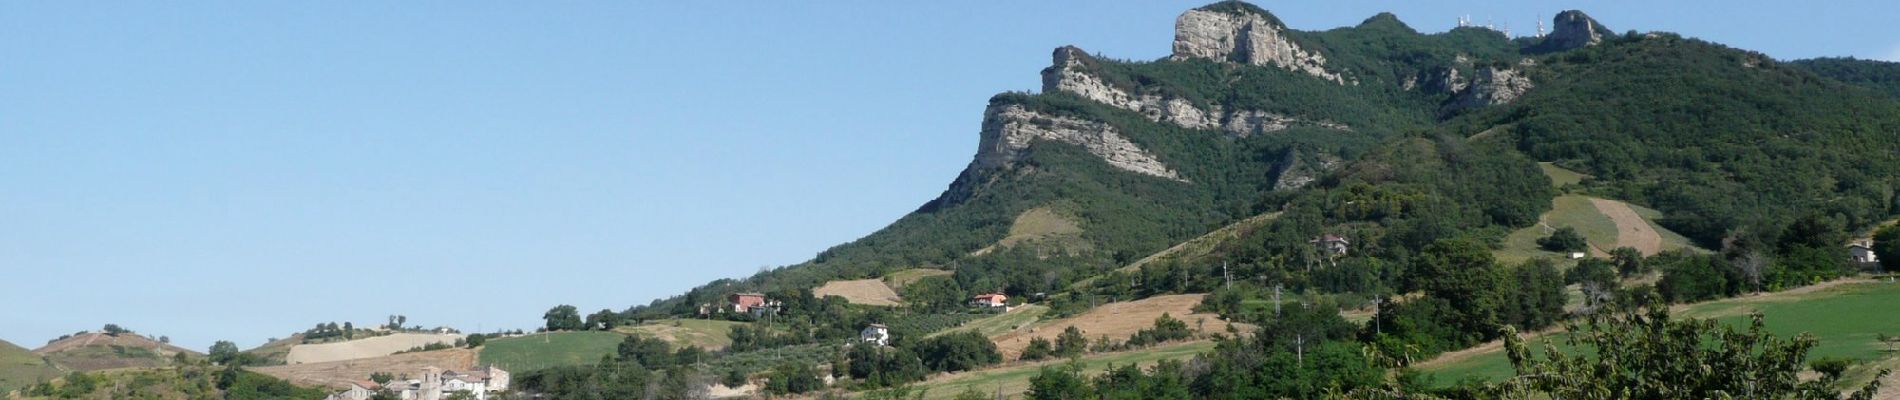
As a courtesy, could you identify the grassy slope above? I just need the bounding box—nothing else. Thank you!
[1421,280,1900,386]
[1116,212,1282,274]
[0,339,57,392]
[477,331,626,373]
[971,207,1089,257]
[614,319,746,351]
[1496,163,1703,265]
[927,305,1048,339]
[884,268,953,289]
[896,341,1216,400]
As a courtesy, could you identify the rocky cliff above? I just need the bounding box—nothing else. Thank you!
[1446,66,1534,111]
[1042,46,1348,137]
[971,103,1184,182]
[1538,10,1612,52]
[1169,2,1345,84]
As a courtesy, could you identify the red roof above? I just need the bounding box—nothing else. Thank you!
[972,293,1006,300]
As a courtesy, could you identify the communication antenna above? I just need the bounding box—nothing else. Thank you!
[1537,20,1547,37]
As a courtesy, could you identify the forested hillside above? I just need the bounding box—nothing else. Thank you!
[526,3,1900,398]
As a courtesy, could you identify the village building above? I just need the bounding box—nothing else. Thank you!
[1310,234,1350,256]
[971,293,1008,308]
[1849,240,1881,270]
[322,381,379,400]
[860,323,890,346]
[328,366,509,400]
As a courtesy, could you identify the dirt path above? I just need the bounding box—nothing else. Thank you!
[1589,198,1662,255]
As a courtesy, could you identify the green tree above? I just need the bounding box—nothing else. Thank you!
[543,305,583,332]
[1537,227,1588,252]
[913,331,1002,372]
[1494,306,1888,399]
[1054,326,1088,357]
[1608,246,1645,276]
[1409,239,1506,341]
[464,333,485,348]
[1874,225,1900,271]
[1566,258,1619,308]
[1027,362,1094,400]
[585,309,618,331]
[616,335,672,367]
[1020,337,1053,361]
[208,340,240,365]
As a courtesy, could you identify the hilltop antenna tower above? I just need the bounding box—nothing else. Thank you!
[1537,20,1547,37]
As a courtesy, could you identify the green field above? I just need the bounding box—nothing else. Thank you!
[478,331,627,372]
[1495,194,1703,265]
[1420,280,1900,387]
[1538,162,1588,188]
[897,341,1215,399]
[614,319,746,350]
[0,340,58,392]
[928,305,1047,339]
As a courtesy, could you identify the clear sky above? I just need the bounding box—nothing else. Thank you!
[3,1,1896,352]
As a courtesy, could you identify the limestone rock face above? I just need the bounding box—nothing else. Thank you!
[1170,7,1344,84]
[973,104,1184,181]
[1042,46,1348,137]
[1543,10,1610,52]
[1447,67,1533,111]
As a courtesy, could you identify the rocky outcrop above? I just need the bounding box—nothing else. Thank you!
[1169,4,1345,84]
[1042,46,1349,137]
[973,104,1184,181]
[1446,67,1533,111]
[1539,10,1611,52]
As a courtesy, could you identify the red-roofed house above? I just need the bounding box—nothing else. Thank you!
[1310,234,1349,256]
[971,293,1008,308]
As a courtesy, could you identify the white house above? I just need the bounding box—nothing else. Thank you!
[860,324,890,346]
[1310,234,1350,257]
[365,365,510,400]
[1849,242,1879,265]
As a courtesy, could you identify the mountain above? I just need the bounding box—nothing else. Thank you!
[627,1,1899,330]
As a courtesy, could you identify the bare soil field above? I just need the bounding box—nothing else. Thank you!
[1589,198,1662,255]
[256,348,475,389]
[813,278,903,306]
[990,294,1238,360]
[285,333,464,364]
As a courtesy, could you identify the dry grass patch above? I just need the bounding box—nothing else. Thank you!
[814,279,904,306]
[284,333,463,364]
[255,348,476,390]
[990,294,1237,360]
[971,207,1088,256]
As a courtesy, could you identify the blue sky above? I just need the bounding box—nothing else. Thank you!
[3,1,1896,351]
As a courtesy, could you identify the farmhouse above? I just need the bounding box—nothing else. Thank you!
[1849,240,1880,269]
[971,293,1008,308]
[728,292,781,316]
[860,323,890,346]
[1310,234,1350,256]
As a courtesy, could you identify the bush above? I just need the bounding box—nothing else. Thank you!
[911,331,1001,372]
[1020,337,1053,361]
[1537,227,1587,252]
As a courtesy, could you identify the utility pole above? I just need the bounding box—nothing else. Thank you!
[1222,262,1231,289]
[1295,334,1305,366]
[1273,284,1283,317]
